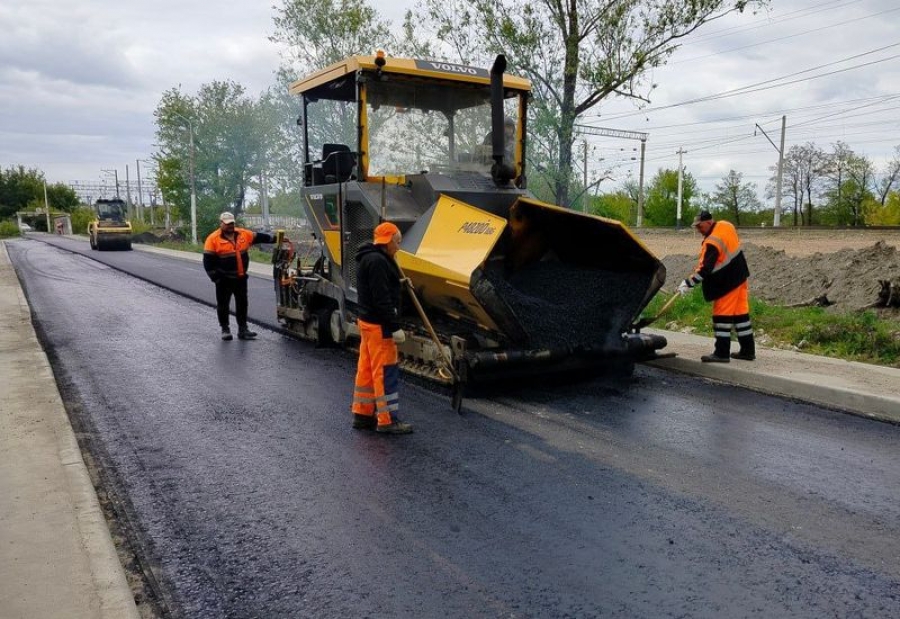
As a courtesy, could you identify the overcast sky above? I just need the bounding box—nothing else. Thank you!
[2,0,897,205]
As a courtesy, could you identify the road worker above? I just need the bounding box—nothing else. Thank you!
[351,221,413,434]
[203,211,275,341]
[677,210,756,362]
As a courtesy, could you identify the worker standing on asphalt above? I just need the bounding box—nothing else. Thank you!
[677,210,756,363]
[351,222,413,435]
[203,211,275,341]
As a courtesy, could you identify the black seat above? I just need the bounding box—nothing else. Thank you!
[322,143,357,183]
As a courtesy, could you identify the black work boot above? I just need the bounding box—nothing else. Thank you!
[221,327,233,341]
[703,335,730,362]
[732,334,756,360]
[237,329,257,340]
[352,414,376,430]
[376,420,414,435]
[701,353,730,363]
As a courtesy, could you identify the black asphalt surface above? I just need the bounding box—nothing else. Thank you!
[8,236,900,619]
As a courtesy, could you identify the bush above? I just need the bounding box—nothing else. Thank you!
[69,207,94,236]
[0,220,20,238]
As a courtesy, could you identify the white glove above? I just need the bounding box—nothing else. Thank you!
[677,281,690,296]
[391,329,406,344]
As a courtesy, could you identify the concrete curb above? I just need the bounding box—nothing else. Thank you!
[640,325,900,425]
[0,240,140,619]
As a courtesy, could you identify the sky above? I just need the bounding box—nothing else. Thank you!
[1,0,898,207]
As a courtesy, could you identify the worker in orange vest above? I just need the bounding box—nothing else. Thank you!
[351,221,413,434]
[203,211,275,341]
[677,210,755,362]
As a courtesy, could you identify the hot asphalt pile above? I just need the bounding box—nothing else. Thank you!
[480,260,651,350]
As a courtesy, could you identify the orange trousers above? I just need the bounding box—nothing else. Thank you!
[352,319,400,427]
[712,280,750,316]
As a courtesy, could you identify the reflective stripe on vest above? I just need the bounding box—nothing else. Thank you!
[704,221,743,274]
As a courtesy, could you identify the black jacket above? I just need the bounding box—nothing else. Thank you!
[356,242,401,337]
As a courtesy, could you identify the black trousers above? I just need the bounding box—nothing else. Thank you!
[215,277,248,330]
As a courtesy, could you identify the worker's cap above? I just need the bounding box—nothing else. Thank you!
[691,210,713,227]
[373,221,400,245]
[219,211,236,224]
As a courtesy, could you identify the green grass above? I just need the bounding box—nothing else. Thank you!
[641,291,900,368]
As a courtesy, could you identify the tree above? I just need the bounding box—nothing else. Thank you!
[154,81,270,237]
[712,170,761,226]
[589,190,634,222]
[0,166,78,220]
[271,0,396,74]
[780,143,828,226]
[865,191,900,225]
[643,167,697,226]
[875,145,900,206]
[411,0,766,207]
[818,143,877,226]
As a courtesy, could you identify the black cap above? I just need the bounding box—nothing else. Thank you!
[691,210,713,227]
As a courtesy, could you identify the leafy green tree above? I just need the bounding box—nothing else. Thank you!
[154,81,272,239]
[589,190,634,222]
[0,165,78,219]
[820,145,875,226]
[711,170,761,226]
[272,0,395,72]
[643,168,697,227]
[865,191,900,225]
[410,0,766,207]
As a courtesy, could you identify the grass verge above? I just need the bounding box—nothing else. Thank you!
[641,292,900,368]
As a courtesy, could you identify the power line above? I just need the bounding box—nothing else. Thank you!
[598,43,900,121]
[678,0,862,46]
[673,6,899,64]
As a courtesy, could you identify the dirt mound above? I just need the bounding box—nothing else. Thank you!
[661,241,900,313]
[133,230,186,244]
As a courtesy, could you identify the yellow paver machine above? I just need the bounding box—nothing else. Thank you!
[273,53,668,404]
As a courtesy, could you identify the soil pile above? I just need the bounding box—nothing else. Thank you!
[661,241,900,313]
[133,230,186,244]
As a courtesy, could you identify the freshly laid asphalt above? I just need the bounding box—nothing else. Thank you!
[1,235,898,618]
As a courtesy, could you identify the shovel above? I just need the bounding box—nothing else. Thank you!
[398,269,465,414]
[632,292,681,330]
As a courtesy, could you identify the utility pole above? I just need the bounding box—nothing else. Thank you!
[136,160,144,224]
[582,141,588,213]
[637,140,646,227]
[43,182,52,232]
[676,147,686,229]
[261,165,270,229]
[574,124,648,226]
[755,115,786,227]
[174,112,198,244]
[125,164,133,220]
